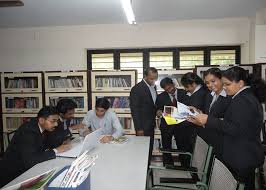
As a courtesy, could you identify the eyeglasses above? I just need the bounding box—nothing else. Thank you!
[46,119,59,124]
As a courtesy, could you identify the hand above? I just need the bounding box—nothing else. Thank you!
[188,106,202,114]
[136,130,144,136]
[187,114,208,126]
[100,135,114,143]
[70,124,85,130]
[56,143,71,153]
[156,110,163,118]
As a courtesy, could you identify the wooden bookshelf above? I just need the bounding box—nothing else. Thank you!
[91,92,130,113]
[116,113,135,135]
[1,72,42,93]
[44,71,87,93]
[2,113,36,132]
[91,70,136,92]
[2,93,43,113]
[45,93,88,113]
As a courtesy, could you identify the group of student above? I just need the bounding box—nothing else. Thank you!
[0,97,124,187]
[0,66,265,190]
[129,66,266,190]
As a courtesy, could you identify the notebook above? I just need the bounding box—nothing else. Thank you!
[56,128,104,158]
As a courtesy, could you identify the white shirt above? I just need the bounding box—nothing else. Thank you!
[232,86,250,99]
[143,79,157,104]
[186,85,202,97]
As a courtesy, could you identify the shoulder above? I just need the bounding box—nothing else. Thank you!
[106,110,117,118]
[158,91,168,98]
[131,81,145,91]
[85,110,95,118]
[177,89,187,96]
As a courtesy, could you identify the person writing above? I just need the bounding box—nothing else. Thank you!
[81,98,123,143]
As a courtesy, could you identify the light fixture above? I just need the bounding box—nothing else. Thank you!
[121,0,136,24]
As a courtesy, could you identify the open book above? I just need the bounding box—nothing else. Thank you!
[163,102,198,125]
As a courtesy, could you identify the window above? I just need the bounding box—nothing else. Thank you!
[120,53,143,82]
[91,53,114,70]
[180,51,204,69]
[211,50,236,65]
[149,52,173,70]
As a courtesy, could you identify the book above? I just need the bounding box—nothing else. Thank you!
[110,136,128,144]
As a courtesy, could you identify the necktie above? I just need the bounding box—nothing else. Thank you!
[171,94,177,107]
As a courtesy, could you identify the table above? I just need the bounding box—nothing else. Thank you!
[4,136,150,190]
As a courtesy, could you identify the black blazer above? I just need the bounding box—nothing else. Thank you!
[0,118,56,186]
[187,86,208,111]
[130,80,157,133]
[198,93,231,157]
[46,120,72,148]
[156,89,188,128]
[206,89,264,174]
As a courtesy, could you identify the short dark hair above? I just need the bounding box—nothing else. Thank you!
[181,72,204,87]
[96,97,110,110]
[37,106,59,119]
[203,68,222,79]
[160,77,174,89]
[144,67,158,76]
[56,98,77,114]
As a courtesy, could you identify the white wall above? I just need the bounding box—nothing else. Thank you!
[0,17,251,72]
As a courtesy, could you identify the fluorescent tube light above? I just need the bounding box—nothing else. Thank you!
[121,0,136,24]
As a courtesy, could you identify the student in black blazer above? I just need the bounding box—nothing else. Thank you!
[179,72,209,159]
[130,67,158,162]
[188,66,266,190]
[156,77,189,166]
[0,106,71,188]
[198,68,231,158]
[46,99,84,148]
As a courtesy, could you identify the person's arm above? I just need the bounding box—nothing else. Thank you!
[80,112,93,136]
[111,112,123,139]
[19,132,56,169]
[130,87,144,134]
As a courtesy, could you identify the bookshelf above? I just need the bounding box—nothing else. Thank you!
[45,93,88,113]
[44,71,87,93]
[2,113,36,132]
[91,93,130,113]
[91,70,136,92]
[1,72,44,152]
[156,69,193,93]
[2,94,43,113]
[116,113,135,134]
[1,72,42,93]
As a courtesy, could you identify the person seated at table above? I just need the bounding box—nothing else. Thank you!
[81,97,123,143]
[0,106,71,188]
[46,98,84,148]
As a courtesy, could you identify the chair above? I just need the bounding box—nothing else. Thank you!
[148,136,213,190]
[148,158,245,190]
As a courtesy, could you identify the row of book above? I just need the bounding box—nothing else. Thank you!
[105,97,130,108]
[48,77,84,88]
[118,117,132,130]
[49,97,84,108]
[6,97,39,109]
[71,118,83,126]
[6,117,32,130]
[5,78,38,89]
[95,77,130,88]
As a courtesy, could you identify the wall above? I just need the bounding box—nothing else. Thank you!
[0,17,251,72]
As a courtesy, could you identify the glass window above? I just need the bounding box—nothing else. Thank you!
[91,53,114,70]
[180,51,204,69]
[211,50,236,65]
[120,53,143,82]
[150,52,173,70]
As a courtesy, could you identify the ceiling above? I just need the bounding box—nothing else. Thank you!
[0,0,266,28]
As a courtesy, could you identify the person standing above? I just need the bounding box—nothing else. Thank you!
[130,67,158,162]
[188,66,265,190]
[156,77,189,166]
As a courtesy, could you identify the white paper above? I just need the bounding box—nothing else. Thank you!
[164,102,198,120]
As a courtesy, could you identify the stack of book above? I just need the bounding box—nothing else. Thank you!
[6,117,32,130]
[48,77,83,88]
[6,97,38,109]
[6,78,38,89]
[95,77,130,88]
[104,97,130,108]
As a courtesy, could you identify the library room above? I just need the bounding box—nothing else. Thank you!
[0,0,266,190]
